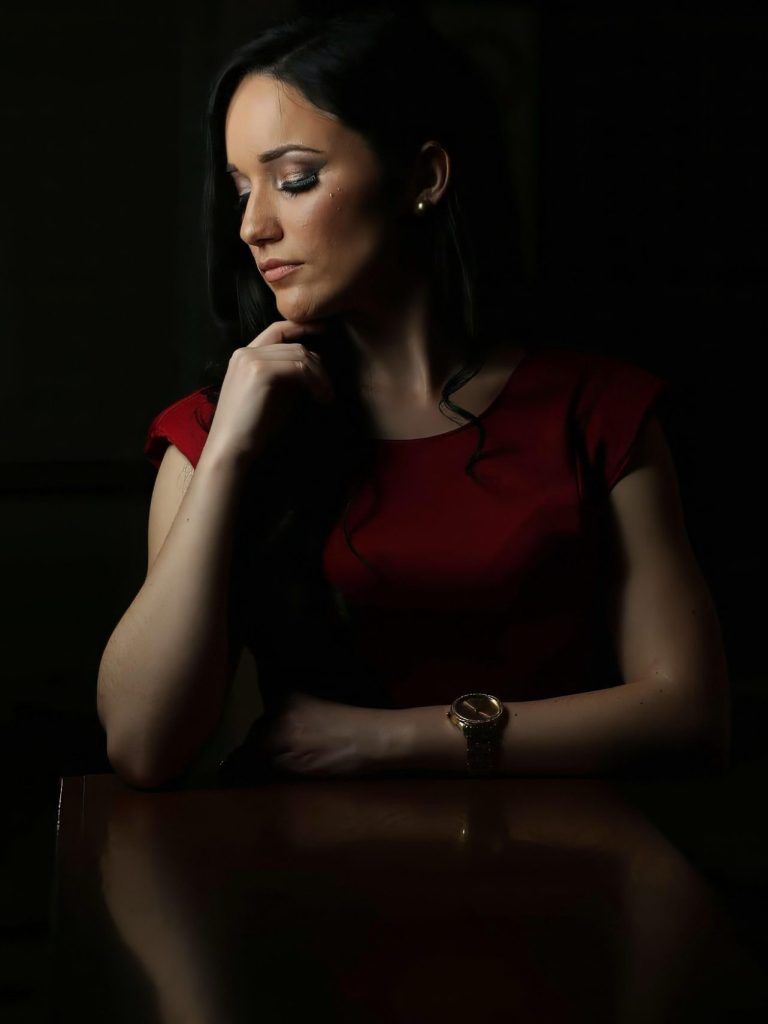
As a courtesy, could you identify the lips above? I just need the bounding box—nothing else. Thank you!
[261,263,302,282]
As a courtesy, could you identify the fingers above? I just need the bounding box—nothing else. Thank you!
[241,342,315,360]
[280,345,334,406]
[246,319,327,350]
[238,320,334,405]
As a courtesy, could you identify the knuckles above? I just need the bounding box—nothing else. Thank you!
[229,343,314,363]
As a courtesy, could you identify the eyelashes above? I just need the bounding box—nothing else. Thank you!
[234,172,320,214]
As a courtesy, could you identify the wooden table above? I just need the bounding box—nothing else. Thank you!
[49,770,768,1023]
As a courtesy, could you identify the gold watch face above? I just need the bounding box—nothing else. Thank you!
[454,693,503,725]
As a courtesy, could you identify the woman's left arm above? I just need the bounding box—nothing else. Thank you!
[385,415,732,777]
[257,416,731,778]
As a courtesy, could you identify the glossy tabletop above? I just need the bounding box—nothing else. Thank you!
[50,769,768,1023]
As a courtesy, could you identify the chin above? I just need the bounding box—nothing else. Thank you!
[277,289,340,324]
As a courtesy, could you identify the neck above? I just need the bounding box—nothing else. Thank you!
[341,280,469,403]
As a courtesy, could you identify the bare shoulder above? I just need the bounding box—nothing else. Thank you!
[146,445,195,575]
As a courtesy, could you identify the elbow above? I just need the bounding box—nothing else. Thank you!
[105,727,185,791]
[98,677,193,790]
[107,743,176,791]
[97,690,161,789]
[101,702,216,790]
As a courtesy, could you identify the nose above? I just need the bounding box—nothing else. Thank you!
[239,193,283,248]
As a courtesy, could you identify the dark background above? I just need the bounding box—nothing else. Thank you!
[1,2,766,1020]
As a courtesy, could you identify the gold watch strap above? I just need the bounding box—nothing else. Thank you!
[464,724,500,776]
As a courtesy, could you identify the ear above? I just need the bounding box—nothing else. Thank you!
[411,139,451,208]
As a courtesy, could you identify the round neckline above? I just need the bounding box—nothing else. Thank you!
[374,348,534,444]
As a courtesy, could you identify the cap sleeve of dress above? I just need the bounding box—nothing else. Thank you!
[577,353,672,495]
[143,388,216,470]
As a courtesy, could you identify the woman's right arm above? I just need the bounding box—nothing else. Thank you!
[97,441,249,789]
[97,318,334,789]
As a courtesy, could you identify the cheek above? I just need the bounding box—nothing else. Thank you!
[300,186,387,268]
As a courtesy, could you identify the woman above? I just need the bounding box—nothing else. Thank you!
[96,6,731,788]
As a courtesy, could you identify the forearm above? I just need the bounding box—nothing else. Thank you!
[382,676,729,777]
[97,449,248,786]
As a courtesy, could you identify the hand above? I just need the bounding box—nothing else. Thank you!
[251,691,397,777]
[202,318,334,468]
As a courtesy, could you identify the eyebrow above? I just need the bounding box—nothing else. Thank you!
[225,144,324,172]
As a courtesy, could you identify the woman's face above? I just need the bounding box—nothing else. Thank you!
[224,73,409,323]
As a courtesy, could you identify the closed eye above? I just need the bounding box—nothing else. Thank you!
[235,172,320,212]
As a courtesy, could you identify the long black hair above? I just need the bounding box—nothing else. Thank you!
[196,4,536,706]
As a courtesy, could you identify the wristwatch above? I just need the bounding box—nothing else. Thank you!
[447,693,507,776]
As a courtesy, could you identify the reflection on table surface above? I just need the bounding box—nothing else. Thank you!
[51,772,768,1023]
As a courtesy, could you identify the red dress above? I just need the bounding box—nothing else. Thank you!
[144,347,670,709]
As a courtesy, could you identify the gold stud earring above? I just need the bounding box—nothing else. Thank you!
[416,200,428,214]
